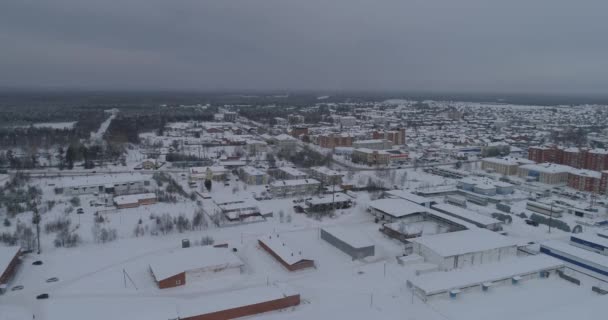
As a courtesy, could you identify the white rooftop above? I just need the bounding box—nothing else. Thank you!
[240,166,266,176]
[113,193,156,205]
[278,166,307,177]
[322,226,374,249]
[384,190,434,205]
[149,246,243,281]
[270,179,320,187]
[369,198,428,218]
[411,229,518,257]
[310,166,343,176]
[59,173,150,188]
[571,233,608,248]
[258,235,310,266]
[409,255,563,296]
[431,204,501,226]
[542,240,608,267]
[520,163,573,174]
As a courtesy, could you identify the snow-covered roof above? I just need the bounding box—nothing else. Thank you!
[270,179,320,187]
[190,166,228,174]
[240,166,266,176]
[482,157,534,166]
[310,166,343,176]
[571,233,608,248]
[384,190,434,205]
[431,204,501,227]
[149,246,243,281]
[411,229,518,257]
[322,226,374,249]
[44,285,297,320]
[113,193,156,205]
[258,235,311,266]
[570,169,601,178]
[542,240,608,267]
[369,199,428,218]
[278,166,307,177]
[0,246,20,280]
[306,193,350,206]
[409,255,563,296]
[59,173,150,188]
[519,163,573,174]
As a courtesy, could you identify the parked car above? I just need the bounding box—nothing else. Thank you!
[36,293,49,299]
[525,219,539,227]
[46,277,59,283]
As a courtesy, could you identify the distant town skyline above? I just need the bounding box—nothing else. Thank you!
[2,0,608,94]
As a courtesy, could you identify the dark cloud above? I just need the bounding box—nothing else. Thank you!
[1,0,607,94]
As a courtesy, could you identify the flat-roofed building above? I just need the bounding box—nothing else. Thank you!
[410,229,518,271]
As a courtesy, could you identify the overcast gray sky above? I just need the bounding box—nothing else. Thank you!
[1,0,607,94]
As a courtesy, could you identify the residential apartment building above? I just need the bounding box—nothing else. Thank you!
[310,166,343,185]
[352,148,390,166]
[353,139,393,150]
[269,179,321,197]
[317,134,353,149]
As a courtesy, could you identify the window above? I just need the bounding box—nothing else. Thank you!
[175,280,181,285]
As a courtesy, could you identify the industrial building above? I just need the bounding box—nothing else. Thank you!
[526,201,564,218]
[410,229,518,271]
[258,235,315,271]
[368,198,429,222]
[430,203,503,231]
[149,246,244,289]
[540,240,608,277]
[113,193,157,209]
[321,227,375,260]
[0,247,21,294]
[383,190,436,208]
[407,255,564,301]
[569,234,608,255]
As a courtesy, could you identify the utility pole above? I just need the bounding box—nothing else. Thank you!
[548,202,554,234]
[32,204,41,254]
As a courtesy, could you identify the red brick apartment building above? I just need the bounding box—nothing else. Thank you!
[528,146,608,172]
[373,128,406,145]
[318,134,353,148]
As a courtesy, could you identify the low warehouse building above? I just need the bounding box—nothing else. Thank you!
[407,255,564,301]
[321,226,375,260]
[410,229,518,271]
[368,198,429,222]
[541,240,608,277]
[0,247,21,293]
[569,233,608,255]
[431,203,503,231]
[258,235,315,271]
[149,246,244,289]
[383,190,436,208]
[113,193,157,209]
